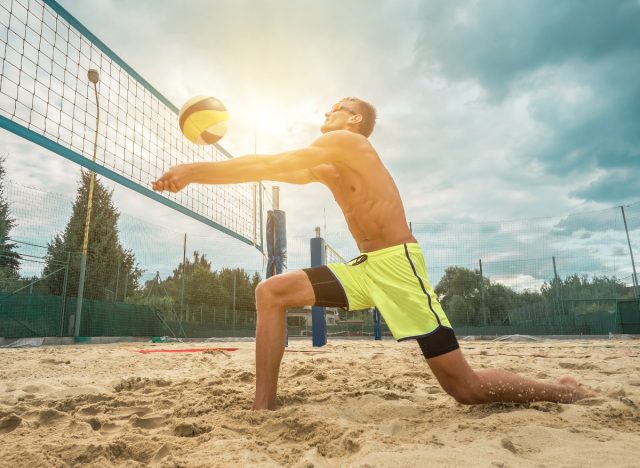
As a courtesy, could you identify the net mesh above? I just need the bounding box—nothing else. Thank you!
[0,0,263,248]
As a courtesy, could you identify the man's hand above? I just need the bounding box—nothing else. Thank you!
[152,165,193,192]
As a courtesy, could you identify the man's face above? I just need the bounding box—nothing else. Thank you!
[320,101,359,134]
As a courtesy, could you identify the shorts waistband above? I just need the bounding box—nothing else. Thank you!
[360,242,421,259]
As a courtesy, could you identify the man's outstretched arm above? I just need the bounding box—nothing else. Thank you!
[151,132,347,192]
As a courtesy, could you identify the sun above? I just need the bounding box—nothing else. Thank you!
[251,106,289,137]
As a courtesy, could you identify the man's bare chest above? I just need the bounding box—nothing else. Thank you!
[311,163,360,195]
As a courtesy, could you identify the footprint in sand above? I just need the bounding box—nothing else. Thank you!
[576,397,608,406]
[100,422,121,434]
[79,405,99,416]
[0,414,22,433]
[173,422,211,437]
[112,406,152,419]
[85,418,102,431]
[21,408,67,426]
[130,414,167,429]
[558,361,597,370]
[150,443,172,466]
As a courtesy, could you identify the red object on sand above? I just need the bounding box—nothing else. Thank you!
[133,347,239,354]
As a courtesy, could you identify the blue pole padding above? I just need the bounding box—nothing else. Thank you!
[310,237,327,347]
[373,308,382,340]
[266,210,287,278]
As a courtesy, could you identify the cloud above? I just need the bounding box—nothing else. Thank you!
[414,0,640,97]
[571,169,640,203]
[413,0,640,205]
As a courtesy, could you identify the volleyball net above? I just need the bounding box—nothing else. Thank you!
[0,0,265,249]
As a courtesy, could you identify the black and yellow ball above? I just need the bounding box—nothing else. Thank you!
[178,96,228,145]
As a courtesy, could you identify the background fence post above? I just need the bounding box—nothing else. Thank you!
[479,258,486,326]
[373,308,382,340]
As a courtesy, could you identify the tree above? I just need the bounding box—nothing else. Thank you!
[435,266,485,325]
[435,266,518,325]
[140,250,261,325]
[42,171,142,300]
[0,155,20,277]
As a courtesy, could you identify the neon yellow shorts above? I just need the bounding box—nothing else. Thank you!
[304,243,454,342]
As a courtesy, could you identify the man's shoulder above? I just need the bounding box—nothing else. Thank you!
[313,130,370,146]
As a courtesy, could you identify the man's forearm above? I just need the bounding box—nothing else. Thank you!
[186,154,270,184]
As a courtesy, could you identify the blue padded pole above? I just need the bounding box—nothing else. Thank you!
[373,308,382,340]
[310,231,327,347]
[265,187,288,345]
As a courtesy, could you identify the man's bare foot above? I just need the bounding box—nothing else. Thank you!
[558,375,596,402]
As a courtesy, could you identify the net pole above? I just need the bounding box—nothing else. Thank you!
[310,227,327,347]
[74,69,100,338]
[265,187,287,343]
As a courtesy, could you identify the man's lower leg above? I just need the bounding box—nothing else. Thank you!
[252,301,286,410]
[472,369,592,404]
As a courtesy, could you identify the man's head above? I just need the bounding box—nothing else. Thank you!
[321,97,377,137]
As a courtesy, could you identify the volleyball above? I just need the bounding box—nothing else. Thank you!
[178,96,228,145]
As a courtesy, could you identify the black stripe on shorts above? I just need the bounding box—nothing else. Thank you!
[302,266,349,309]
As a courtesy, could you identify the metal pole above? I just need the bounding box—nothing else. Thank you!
[180,233,187,320]
[75,68,100,338]
[114,256,120,302]
[233,270,237,314]
[252,184,257,246]
[621,206,639,298]
[259,183,264,250]
[123,271,128,302]
[552,256,564,333]
[479,259,486,326]
[60,252,70,336]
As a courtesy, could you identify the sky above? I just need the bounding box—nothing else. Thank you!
[1,0,639,288]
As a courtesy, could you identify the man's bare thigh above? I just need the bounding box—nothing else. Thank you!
[260,270,316,308]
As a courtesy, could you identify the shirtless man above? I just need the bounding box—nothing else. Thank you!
[152,97,592,410]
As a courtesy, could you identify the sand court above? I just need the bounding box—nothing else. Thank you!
[0,339,639,467]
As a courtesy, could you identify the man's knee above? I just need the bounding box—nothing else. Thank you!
[441,374,488,405]
[255,271,315,310]
[255,279,281,307]
[445,385,481,405]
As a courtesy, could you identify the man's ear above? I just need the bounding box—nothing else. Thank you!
[349,114,363,125]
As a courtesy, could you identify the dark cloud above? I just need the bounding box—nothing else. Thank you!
[571,169,640,204]
[414,0,640,97]
[414,0,640,204]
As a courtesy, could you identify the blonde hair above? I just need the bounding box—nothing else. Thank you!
[344,97,377,137]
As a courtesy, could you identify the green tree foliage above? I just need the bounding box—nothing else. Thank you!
[0,155,20,277]
[141,250,261,325]
[435,266,487,325]
[436,265,634,326]
[42,171,142,300]
[541,274,631,301]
